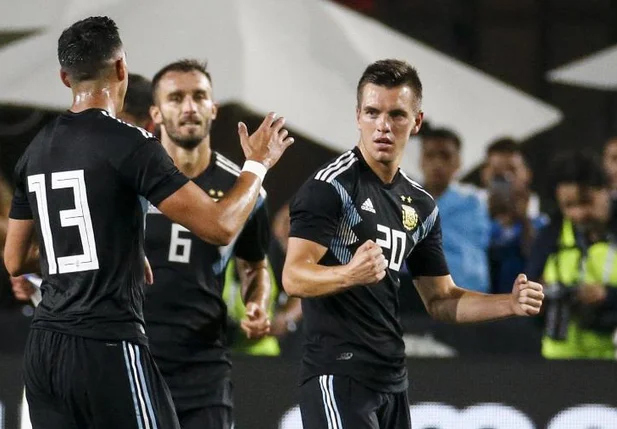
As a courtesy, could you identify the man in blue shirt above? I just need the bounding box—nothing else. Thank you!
[420,128,490,292]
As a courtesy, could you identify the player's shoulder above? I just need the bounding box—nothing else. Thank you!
[97,110,156,142]
[398,170,435,203]
[212,152,267,199]
[313,150,359,184]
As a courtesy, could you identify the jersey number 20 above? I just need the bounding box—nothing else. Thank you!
[376,224,407,271]
[28,170,99,274]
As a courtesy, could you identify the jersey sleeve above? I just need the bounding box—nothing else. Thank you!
[406,211,450,277]
[234,198,270,262]
[289,178,342,248]
[117,138,189,206]
[8,155,33,220]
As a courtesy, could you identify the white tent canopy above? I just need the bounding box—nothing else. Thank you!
[0,0,561,174]
[0,0,121,31]
[547,44,617,90]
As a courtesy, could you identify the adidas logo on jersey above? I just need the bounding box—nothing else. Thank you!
[361,198,376,213]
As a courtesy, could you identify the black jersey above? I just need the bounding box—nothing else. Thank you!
[289,147,449,393]
[9,109,188,345]
[143,151,269,409]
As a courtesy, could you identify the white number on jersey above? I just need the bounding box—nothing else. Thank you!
[168,223,192,263]
[28,170,99,274]
[376,224,407,271]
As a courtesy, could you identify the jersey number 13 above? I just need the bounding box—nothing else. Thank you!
[28,170,99,274]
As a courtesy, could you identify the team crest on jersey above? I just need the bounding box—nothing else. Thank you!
[401,204,418,231]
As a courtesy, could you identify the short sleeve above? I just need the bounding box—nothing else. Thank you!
[406,213,450,277]
[8,156,32,220]
[234,198,270,262]
[118,138,189,205]
[289,179,342,248]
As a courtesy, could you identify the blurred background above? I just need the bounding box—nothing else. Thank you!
[1,0,617,428]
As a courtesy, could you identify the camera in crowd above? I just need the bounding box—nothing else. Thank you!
[544,283,579,341]
[544,282,617,340]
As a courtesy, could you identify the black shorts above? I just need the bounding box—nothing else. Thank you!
[24,329,180,429]
[177,406,232,429]
[300,375,411,429]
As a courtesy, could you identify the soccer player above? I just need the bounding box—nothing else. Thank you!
[3,17,293,429]
[143,60,272,429]
[282,59,544,429]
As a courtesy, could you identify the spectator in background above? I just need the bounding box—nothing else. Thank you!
[481,138,547,294]
[117,73,155,132]
[602,136,617,198]
[527,151,617,359]
[420,128,490,292]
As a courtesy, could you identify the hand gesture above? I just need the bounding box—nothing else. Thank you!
[510,273,544,316]
[241,302,271,340]
[345,240,388,287]
[238,112,295,169]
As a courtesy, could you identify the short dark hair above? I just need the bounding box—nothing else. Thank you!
[550,150,608,190]
[356,59,422,109]
[57,16,123,82]
[422,127,462,151]
[123,73,153,122]
[152,59,212,100]
[486,137,521,156]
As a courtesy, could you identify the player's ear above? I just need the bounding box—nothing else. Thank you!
[356,105,361,130]
[211,102,219,121]
[115,57,127,83]
[411,111,424,135]
[60,69,72,88]
[150,104,163,125]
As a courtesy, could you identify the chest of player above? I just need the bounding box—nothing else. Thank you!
[348,184,422,273]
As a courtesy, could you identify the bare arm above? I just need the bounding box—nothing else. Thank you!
[413,273,544,324]
[237,257,271,339]
[4,218,39,276]
[237,257,270,309]
[157,174,262,246]
[282,237,386,298]
[157,113,293,246]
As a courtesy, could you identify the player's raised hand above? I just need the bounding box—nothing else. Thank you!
[241,302,271,340]
[237,112,295,169]
[510,273,544,316]
[345,240,387,287]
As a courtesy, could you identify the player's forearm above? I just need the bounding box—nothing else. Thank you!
[239,260,271,310]
[209,172,263,244]
[282,261,352,298]
[429,287,514,323]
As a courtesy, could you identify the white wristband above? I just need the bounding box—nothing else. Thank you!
[242,160,267,182]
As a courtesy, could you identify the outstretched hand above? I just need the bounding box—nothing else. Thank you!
[238,112,295,170]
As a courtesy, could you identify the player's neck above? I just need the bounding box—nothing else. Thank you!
[358,144,399,184]
[70,85,119,116]
[162,135,212,179]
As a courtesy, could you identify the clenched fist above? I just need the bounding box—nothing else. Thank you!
[510,273,544,316]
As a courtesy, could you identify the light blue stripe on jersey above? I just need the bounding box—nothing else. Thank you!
[329,180,361,264]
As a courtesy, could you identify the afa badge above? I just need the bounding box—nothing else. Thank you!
[401,204,418,231]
